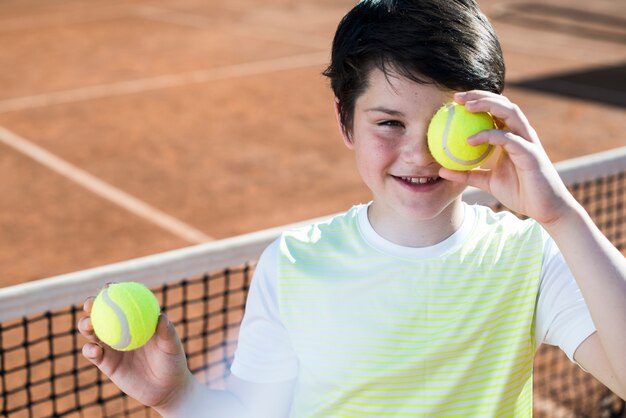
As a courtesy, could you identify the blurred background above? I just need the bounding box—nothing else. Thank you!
[0,0,624,286]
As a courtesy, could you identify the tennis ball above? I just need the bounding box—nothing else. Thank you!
[91,282,160,351]
[427,102,495,171]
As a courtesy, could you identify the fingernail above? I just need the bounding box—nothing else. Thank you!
[83,344,97,358]
[455,92,466,98]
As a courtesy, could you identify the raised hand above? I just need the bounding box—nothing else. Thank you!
[78,295,193,410]
[440,90,578,227]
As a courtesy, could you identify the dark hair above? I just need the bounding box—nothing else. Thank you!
[323,0,505,137]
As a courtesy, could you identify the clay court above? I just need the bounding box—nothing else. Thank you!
[0,0,625,286]
[0,1,625,417]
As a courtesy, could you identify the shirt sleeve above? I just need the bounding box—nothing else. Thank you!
[230,239,300,383]
[534,229,597,363]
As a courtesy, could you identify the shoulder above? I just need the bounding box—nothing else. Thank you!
[470,204,543,237]
[464,204,549,258]
[276,205,370,269]
[251,206,362,273]
[280,205,363,246]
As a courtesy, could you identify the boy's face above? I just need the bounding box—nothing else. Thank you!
[337,67,467,224]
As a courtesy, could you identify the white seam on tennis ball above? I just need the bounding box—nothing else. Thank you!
[442,103,493,166]
[102,288,132,350]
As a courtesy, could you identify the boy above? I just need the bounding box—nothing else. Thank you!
[78,0,626,416]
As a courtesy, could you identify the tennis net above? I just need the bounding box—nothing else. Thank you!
[1,147,625,417]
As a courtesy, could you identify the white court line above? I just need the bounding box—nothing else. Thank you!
[0,126,213,244]
[0,51,328,114]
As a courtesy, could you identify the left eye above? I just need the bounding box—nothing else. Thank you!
[378,120,404,128]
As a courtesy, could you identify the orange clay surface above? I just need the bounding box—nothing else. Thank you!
[0,0,624,286]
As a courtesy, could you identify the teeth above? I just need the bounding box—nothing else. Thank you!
[401,176,438,184]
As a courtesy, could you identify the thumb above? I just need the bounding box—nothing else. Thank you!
[439,167,491,192]
[154,313,184,355]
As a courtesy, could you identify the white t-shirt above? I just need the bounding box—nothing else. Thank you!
[231,203,596,383]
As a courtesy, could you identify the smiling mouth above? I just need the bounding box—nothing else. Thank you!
[396,176,441,184]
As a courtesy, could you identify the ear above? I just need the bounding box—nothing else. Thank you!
[333,98,355,150]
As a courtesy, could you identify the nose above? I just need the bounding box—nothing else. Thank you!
[400,133,437,166]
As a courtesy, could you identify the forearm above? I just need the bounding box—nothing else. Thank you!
[155,373,250,418]
[542,202,626,386]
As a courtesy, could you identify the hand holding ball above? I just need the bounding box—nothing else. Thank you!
[427,102,495,171]
[91,282,160,351]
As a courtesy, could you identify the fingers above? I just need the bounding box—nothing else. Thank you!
[79,295,106,364]
[79,301,105,365]
[78,316,97,340]
[469,129,533,156]
[454,91,539,145]
[83,296,94,314]
[453,91,545,171]
[82,342,105,364]
[79,297,97,340]
[79,297,122,376]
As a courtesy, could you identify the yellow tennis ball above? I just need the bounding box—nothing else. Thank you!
[91,282,160,351]
[427,102,495,171]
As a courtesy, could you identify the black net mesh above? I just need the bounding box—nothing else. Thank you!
[0,266,253,418]
[0,172,625,417]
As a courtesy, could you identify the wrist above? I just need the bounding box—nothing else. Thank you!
[154,371,201,418]
[540,199,588,236]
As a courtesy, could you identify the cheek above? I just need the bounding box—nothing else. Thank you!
[350,126,400,174]
[354,141,395,176]
[369,139,396,163]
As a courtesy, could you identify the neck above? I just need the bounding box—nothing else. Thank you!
[367,200,464,248]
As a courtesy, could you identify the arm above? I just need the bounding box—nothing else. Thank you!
[443,90,626,398]
[155,373,296,418]
[543,204,626,400]
[78,241,297,416]
[79,307,249,417]
[80,304,296,417]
